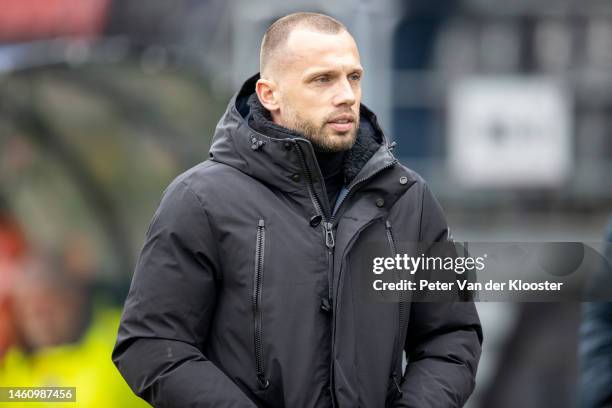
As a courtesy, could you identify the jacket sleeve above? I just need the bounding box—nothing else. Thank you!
[579,220,612,408]
[393,184,483,408]
[112,179,256,408]
[580,302,612,408]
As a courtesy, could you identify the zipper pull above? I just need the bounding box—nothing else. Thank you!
[320,297,332,313]
[257,374,270,390]
[324,222,335,249]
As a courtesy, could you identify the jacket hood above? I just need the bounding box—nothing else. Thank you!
[209,73,397,195]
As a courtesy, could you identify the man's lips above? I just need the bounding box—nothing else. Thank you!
[327,114,355,133]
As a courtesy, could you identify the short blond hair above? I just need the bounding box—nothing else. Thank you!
[260,12,347,76]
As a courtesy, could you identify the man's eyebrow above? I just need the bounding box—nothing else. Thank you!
[303,69,335,80]
[303,67,364,80]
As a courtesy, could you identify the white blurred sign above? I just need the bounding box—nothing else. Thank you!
[448,77,572,188]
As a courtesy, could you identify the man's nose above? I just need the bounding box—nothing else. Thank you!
[332,78,356,107]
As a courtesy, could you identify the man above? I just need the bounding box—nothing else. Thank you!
[113,12,482,407]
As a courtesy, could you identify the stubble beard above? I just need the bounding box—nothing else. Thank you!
[282,104,359,153]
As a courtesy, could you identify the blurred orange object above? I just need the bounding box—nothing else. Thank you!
[0,0,110,42]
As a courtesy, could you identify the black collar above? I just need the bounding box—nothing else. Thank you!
[246,93,379,185]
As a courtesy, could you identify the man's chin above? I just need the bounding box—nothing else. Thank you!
[314,132,357,152]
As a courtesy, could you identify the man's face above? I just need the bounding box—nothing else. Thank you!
[265,29,363,152]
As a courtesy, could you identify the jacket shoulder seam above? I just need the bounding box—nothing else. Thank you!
[175,179,223,280]
[178,180,208,211]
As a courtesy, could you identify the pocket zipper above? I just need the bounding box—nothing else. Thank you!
[253,219,269,389]
[385,220,406,398]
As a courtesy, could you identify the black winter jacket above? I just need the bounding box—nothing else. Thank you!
[112,74,483,408]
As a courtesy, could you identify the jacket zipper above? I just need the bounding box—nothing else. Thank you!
[294,143,338,406]
[294,144,335,302]
[253,219,269,389]
[295,141,399,406]
[385,220,405,398]
[293,144,327,221]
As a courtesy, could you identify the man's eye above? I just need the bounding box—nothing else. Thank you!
[349,73,361,81]
[315,76,330,83]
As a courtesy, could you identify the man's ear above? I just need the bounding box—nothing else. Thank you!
[255,78,280,113]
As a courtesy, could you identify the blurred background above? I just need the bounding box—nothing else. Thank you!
[0,0,611,407]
